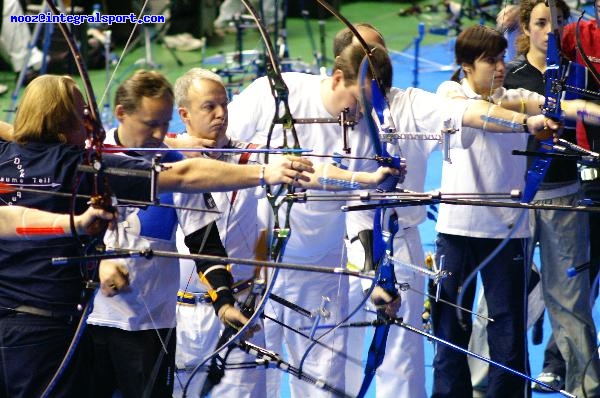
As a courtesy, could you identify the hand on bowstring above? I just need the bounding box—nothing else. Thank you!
[74,206,116,236]
[371,285,401,319]
[217,303,261,340]
[266,155,314,186]
[99,259,130,297]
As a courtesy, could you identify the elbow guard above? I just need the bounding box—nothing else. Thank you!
[351,229,376,272]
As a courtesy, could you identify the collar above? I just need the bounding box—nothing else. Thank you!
[459,78,507,103]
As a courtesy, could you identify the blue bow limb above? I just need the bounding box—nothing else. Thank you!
[522,25,564,203]
[357,56,402,192]
[355,54,401,397]
[356,209,399,398]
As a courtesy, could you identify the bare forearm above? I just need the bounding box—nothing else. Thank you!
[562,99,600,121]
[158,155,313,193]
[300,163,393,190]
[159,158,264,193]
[462,100,529,132]
[3,206,109,239]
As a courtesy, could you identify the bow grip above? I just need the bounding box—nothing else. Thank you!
[375,154,401,192]
[521,138,554,203]
[376,174,399,194]
[377,260,398,300]
[375,210,399,299]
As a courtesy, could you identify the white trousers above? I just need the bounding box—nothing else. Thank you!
[345,227,427,398]
[173,302,267,398]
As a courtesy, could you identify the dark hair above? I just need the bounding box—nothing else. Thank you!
[114,70,174,113]
[515,0,570,55]
[334,41,392,93]
[332,23,387,57]
[451,25,507,81]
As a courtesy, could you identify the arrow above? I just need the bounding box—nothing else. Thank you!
[102,147,312,154]
[0,182,221,214]
[0,182,62,189]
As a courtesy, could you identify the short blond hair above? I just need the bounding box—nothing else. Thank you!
[13,75,83,144]
[174,68,225,108]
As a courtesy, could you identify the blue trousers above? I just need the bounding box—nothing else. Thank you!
[432,233,530,398]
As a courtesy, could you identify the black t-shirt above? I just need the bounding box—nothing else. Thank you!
[0,141,152,313]
[504,55,578,186]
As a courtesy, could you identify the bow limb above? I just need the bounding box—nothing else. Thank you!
[43,0,119,221]
[237,0,298,261]
[183,1,294,394]
[44,1,104,148]
[38,1,112,395]
[354,55,401,398]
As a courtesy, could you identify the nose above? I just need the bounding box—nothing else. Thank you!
[215,105,227,120]
[496,59,505,72]
[153,123,169,140]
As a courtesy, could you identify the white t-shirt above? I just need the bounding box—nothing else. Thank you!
[434,80,542,238]
[228,72,376,264]
[386,86,467,228]
[88,128,220,330]
[178,138,264,292]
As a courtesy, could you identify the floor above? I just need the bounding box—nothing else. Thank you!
[6,1,597,396]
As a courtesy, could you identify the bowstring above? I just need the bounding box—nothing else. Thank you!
[98,0,150,107]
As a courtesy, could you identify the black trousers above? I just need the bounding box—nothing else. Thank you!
[0,312,91,398]
[88,325,176,398]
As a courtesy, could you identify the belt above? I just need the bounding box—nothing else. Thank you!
[176,290,212,306]
[12,305,80,323]
[581,167,600,182]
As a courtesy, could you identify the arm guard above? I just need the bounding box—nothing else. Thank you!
[184,221,235,315]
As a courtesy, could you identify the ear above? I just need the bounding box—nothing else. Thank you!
[114,104,126,122]
[521,22,531,35]
[178,107,189,123]
[331,69,344,90]
[461,63,472,74]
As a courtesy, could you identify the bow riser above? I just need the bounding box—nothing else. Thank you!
[522,2,563,203]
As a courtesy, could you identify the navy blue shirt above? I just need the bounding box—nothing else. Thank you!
[0,141,152,313]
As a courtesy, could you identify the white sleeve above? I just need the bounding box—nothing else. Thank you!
[403,87,468,149]
[226,77,275,143]
[436,80,464,98]
[174,193,222,236]
[436,81,478,149]
[503,87,544,109]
